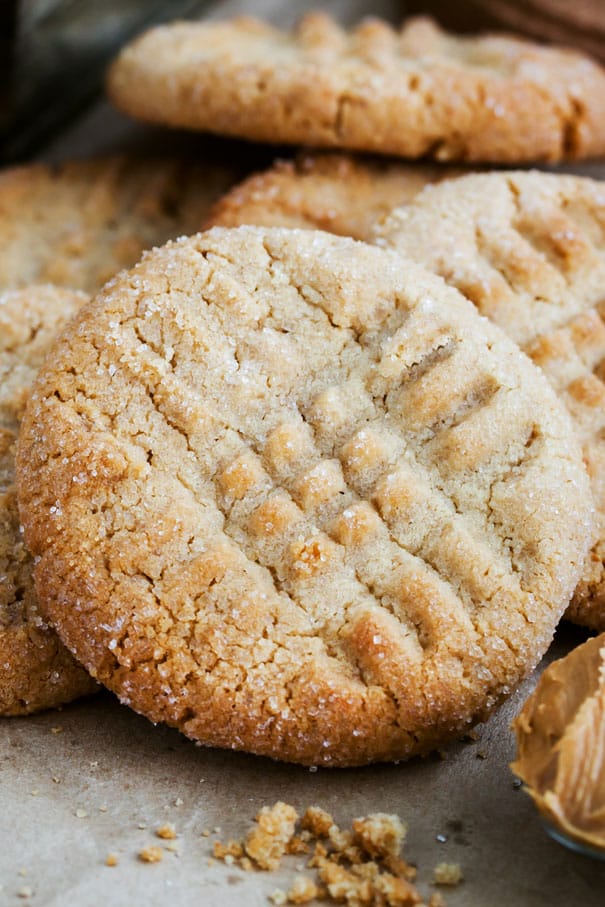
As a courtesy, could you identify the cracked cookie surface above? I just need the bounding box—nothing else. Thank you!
[16,227,592,764]
[375,170,605,629]
[0,285,97,715]
[0,155,238,294]
[205,152,462,241]
[107,13,605,163]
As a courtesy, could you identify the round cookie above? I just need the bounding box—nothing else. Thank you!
[107,13,605,163]
[0,155,239,294]
[374,170,605,629]
[17,228,592,765]
[205,152,463,241]
[1,285,97,715]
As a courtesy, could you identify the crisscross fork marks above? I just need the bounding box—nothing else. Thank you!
[527,305,605,443]
[133,241,536,608]
[506,175,605,276]
[379,172,605,350]
[108,250,536,672]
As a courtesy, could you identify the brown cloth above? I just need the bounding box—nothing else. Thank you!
[406,0,605,65]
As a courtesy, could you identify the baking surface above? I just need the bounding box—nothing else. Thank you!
[3,0,605,903]
[3,627,605,906]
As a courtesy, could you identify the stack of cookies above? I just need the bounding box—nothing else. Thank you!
[4,11,605,768]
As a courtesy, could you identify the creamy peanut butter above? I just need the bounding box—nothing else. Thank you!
[512,632,605,852]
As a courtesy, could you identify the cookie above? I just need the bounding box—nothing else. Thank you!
[205,152,462,241]
[17,227,592,765]
[0,155,239,294]
[107,13,605,163]
[0,285,97,715]
[375,170,605,629]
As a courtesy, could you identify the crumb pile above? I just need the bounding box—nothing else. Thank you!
[212,802,461,906]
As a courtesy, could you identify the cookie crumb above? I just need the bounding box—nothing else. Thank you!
[429,894,447,907]
[268,889,287,905]
[287,875,319,903]
[214,840,244,861]
[301,806,333,838]
[75,808,88,819]
[17,886,33,899]
[245,802,298,871]
[138,846,164,863]
[352,813,406,860]
[174,797,184,807]
[156,823,177,840]
[99,804,108,812]
[433,863,463,886]
[50,726,63,734]
[105,853,119,867]
[286,835,310,855]
[201,829,210,838]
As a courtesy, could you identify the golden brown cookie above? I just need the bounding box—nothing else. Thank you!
[107,13,605,163]
[0,155,239,294]
[375,170,605,629]
[17,227,592,765]
[205,152,462,241]
[0,285,97,715]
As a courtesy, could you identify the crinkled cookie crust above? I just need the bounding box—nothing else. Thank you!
[0,286,97,714]
[376,170,605,628]
[17,228,592,764]
[108,14,605,163]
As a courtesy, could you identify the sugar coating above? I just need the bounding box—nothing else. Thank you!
[108,13,605,163]
[17,226,592,765]
[376,170,605,628]
[0,285,97,715]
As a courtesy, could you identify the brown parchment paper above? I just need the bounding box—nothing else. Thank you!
[3,627,605,906]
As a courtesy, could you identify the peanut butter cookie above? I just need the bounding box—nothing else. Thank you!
[375,171,605,628]
[206,152,462,241]
[0,155,238,294]
[107,13,605,163]
[0,285,97,715]
[17,228,592,764]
